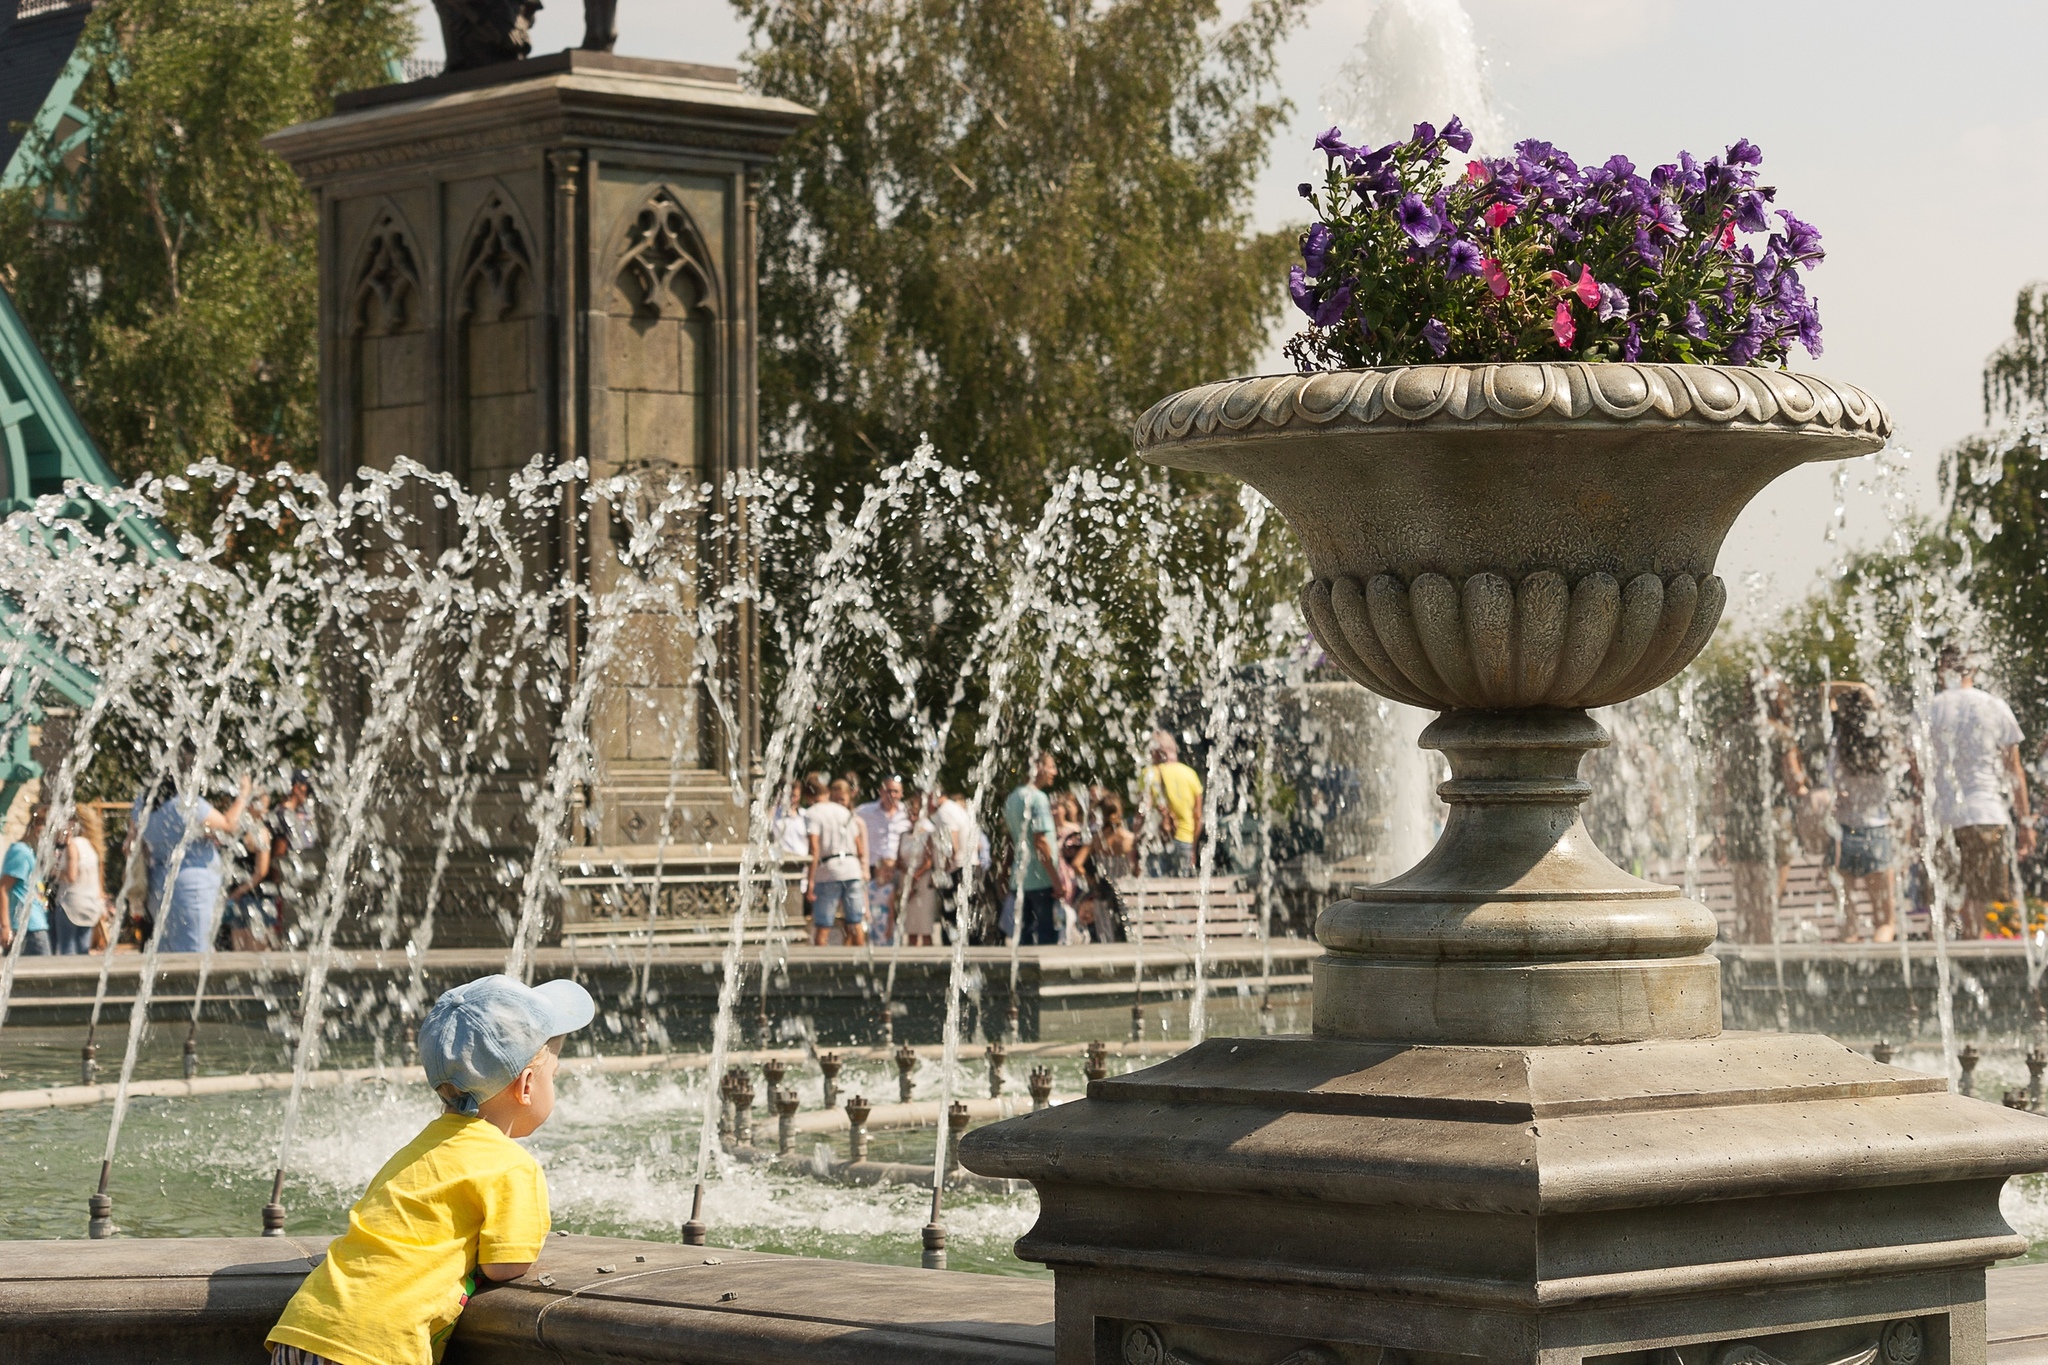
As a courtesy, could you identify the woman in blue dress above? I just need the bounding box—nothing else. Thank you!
[130,772,253,952]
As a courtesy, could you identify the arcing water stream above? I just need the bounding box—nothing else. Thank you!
[0,436,2042,1263]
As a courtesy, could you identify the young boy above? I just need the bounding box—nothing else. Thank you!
[267,973,594,1365]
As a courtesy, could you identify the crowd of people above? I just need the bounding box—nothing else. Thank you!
[1713,644,2037,943]
[777,728,1206,948]
[0,762,319,957]
[11,648,2026,962]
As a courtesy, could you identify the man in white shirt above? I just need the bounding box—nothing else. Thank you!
[803,774,870,946]
[925,790,976,943]
[1921,645,2033,938]
[854,775,912,945]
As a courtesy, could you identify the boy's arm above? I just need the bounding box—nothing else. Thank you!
[478,1261,533,1281]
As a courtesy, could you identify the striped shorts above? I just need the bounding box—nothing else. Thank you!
[271,1347,341,1365]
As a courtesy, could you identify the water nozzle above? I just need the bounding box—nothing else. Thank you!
[262,1168,287,1237]
[920,1182,945,1270]
[87,1159,114,1239]
[682,1181,707,1246]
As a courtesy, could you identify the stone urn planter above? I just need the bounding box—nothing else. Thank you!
[1138,361,1886,1046]
[965,363,2048,1365]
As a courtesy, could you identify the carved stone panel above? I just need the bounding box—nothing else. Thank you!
[1591,1316,1944,1365]
[350,206,428,475]
[454,187,542,490]
[1100,1319,1480,1365]
[603,186,717,478]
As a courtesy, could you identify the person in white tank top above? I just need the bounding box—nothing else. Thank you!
[54,813,109,955]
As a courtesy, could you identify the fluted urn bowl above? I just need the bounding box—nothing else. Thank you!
[1137,362,1890,1045]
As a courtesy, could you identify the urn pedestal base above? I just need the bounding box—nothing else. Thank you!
[960,1033,2048,1365]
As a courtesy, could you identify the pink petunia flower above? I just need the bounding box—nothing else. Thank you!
[1480,256,1510,299]
[1572,265,1600,309]
[1552,267,1599,309]
[1553,300,1576,349]
[1485,201,1516,230]
[1466,160,1490,184]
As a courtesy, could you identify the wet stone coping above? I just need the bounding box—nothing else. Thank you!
[0,1233,1056,1364]
[0,1235,2041,1364]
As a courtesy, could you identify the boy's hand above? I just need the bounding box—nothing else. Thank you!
[479,1261,534,1282]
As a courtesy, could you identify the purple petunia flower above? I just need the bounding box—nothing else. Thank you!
[1622,318,1642,362]
[1298,182,1314,199]
[1732,193,1769,234]
[1312,277,1357,328]
[1314,126,1358,160]
[1303,222,1333,278]
[1444,238,1483,279]
[1795,303,1823,356]
[1422,318,1449,357]
[1726,138,1763,167]
[1396,194,1442,247]
[1442,116,1473,153]
[1411,121,1437,146]
[1643,200,1687,238]
[1633,227,1661,266]
[1775,210,1823,259]
[1681,301,1709,340]
[1543,212,1581,245]
[1288,265,1314,319]
[1597,283,1630,322]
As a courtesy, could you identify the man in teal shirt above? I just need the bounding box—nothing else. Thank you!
[1003,752,1064,945]
[0,804,49,956]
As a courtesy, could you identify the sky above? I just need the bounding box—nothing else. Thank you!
[410,0,2048,624]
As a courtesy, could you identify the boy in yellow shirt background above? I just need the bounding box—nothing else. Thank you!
[268,973,594,1365]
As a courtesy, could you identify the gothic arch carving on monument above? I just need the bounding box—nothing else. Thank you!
[455,186,536,324]
[349,202,427,338]
[346,203,431,478]
[609,185,724,321]
[599,186,725,486]
[451,185,541,483]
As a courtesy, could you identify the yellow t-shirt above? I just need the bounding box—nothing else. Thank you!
[269,1113,550,1365]
[1144,762,1203,843]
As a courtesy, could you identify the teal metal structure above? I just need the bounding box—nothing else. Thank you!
[0,280,175,820]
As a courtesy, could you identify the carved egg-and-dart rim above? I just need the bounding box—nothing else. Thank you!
[1132,362,1892,452]
[1137,363,1888,712]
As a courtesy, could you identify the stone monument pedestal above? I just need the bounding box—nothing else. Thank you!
[267,53,809,944]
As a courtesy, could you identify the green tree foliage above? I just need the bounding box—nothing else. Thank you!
[1947,283,2048,738]
[736,0,1311,789]
[737,0,1310,789]
[738,0,1305,510]
[0,0,409,532]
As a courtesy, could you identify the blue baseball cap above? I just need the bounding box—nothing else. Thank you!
[420,974,595,1114]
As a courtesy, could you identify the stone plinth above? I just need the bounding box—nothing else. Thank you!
[968,1033,2048,1365]
[265,54,808,942]
[963,365,2048,1365]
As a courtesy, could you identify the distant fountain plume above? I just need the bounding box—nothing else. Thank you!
[1322,0,1507,155]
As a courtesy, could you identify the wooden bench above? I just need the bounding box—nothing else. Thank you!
[557,844,807,946]
[1647,852,1931,942]
[1112,876,1266,941]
